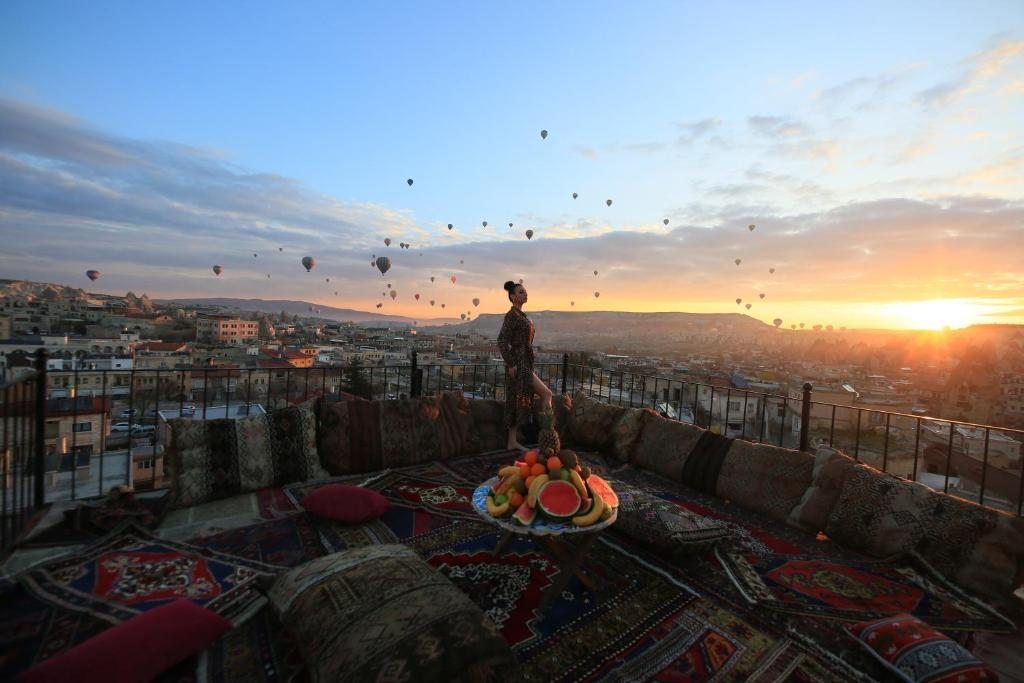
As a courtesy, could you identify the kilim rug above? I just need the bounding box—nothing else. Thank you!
[716,548,1016,633]
[186,513,326,568]
[17,522,279,628]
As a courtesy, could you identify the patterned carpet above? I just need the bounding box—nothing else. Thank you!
[4,452,1015,682]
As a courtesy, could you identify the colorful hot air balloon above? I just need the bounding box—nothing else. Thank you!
[734,259,742,266]
[450,276,457,284]
[212,265,223,276]
[375,256,391,275]
[773,318,783,328]
[301,256,315,272]
[525,230,534,240]
[472,298,480,307]
[540,129,548,140]
[606,199,613,207]
[384,238,391,247]
[390,290,397,300]
[86,270,101,281]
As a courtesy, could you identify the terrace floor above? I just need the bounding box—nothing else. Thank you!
[3,449,1023,682]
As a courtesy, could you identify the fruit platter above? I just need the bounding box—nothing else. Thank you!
[471,448,619,535]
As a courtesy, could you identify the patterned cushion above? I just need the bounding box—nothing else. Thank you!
[788,446,859,532]
[268,545,515,682]
[317,398,383,475]
[568,392,626,453]
[168,400,327,509]
[610,408,657,462]
[680,431,731,495]
[845,613,998,682]
[632,414,705,482]
[715,440,814,523]
[468,398,506,452]
[613,482,730,554]
[825,463,940,559]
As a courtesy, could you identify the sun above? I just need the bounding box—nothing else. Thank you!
[882,299,984,330]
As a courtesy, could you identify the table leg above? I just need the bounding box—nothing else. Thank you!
[492,530,515,558]
[537,532,601,615]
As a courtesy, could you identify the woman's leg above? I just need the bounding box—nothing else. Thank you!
[507,425,524,451]
[531,372,553,410]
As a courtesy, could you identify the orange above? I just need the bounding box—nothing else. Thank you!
[518,464,531,479]
[530,463,546,476]
[509,491,524,508]
[546,456,562,472]
[524,450,538,466]
[525,475,536,488]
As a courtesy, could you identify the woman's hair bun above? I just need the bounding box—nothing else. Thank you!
[503,280,516,293]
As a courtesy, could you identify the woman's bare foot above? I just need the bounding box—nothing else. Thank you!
[506,442,527,452]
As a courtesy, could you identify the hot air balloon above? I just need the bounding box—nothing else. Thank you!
[769,268,775,274]
[407,179,414,186]
[472,298,480,307]
[663,219,669,226]
[430,276,435,283]
[759,293,765,299]
[525,230,534,240]
[593,270,598,276]
[441,303,446,308]
[326,277,330,282]
[384,238,391,247]
[212,265,223,276]
[267,274,271,278]
[748,224,756,232]
[813,324,823,332]
[253,253,258,258]
[86,270,101,281]
[736,298,742,305]
[386,283,391,289]
[799,323,805,329]
[540,129,548,140]
[840,326,847,332]
[606,199,613,207]
[430,300,435,306]
[450,276,456,284]
[826,324,834,332]
[594,291,600,298]
[375,256,391,275]
[460,259,464,264]
[382,292,386,296]
[482,221,488,227]
[570,301,575,306]
[508,222,513,228]
[460,313,466,320]
[390,290,397,301]
[334,291,338,295]
[734,259,742,266]
[301,256,315,272]
[773,318,783,328]
[377,302,383,308]
[414,293,420,300]
[279,247,283,252]
[791,324,797,330]
[572,192,578,199]
[745,303,752,310]
[447,223,453,231]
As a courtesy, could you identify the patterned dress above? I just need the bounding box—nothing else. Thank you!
[497,307,536,430]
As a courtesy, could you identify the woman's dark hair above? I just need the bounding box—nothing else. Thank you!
[503,280,517,301]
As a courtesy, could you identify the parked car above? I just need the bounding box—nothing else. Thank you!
[131,425,156,437]
[120,409,138,418]
[111,422,132,432]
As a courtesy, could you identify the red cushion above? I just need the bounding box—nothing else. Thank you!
[19,599,232,682]
[302,484,391,523]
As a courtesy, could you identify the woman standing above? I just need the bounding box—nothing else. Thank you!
[497,280,552,450]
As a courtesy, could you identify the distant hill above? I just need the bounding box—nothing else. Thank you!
[154,297,459,325]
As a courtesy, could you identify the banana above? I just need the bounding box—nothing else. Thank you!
[600,502,613,521]
[526,474,549,509]
[498,466,520,479]
[572,493,605,526]
[485,495,510,517]
[568,469,589,502]
[510,474,527,495]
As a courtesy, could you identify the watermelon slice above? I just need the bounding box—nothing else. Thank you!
[513,500,536,526]
[586,474,619,508]
[537,480,582,519]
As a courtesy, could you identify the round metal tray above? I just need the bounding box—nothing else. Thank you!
[471,476,617,536]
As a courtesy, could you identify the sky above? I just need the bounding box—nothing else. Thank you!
[1,1,1022,330]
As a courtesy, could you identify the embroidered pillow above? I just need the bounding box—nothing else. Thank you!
[302,484,390,524]
[845,613,998,682]
[613,482,730,555]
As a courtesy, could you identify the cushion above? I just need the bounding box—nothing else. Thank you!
[468,398,506,452]
[317,398,383,475]
[567,391,626,452]
[845,613,999,682]
[715,440,814,523]
[268,545,515,682]
[825,463,940,559]
[302,484,390,524]
[613,482,730,555]
[679,430,731,495]
[18,599,232,683]
[610,408,658,462]
[632,414,705,482]
[167,399,327,509]
[787,446,859,531]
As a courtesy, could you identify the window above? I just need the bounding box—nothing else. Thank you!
[45,421,60,439]
[72,422,91,433]
[728,401,741,412]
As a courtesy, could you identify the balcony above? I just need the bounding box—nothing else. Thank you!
[1,350,1022,680]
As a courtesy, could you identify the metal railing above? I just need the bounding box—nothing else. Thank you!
[2,350,1021,544]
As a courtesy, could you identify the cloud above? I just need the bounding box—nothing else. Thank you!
[915,36,1024,108]
[572,145,600,159]
[747,115,812,138]
[812,64,923,111]
[675,118,721,145]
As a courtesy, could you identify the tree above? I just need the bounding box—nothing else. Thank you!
[342,358,372,399]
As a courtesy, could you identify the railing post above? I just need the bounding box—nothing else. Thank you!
[410,351,420,398]
[33,349,48,510]
[560,353,568,395]
[799,382,812,452]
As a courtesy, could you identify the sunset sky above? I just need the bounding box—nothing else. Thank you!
[1,2,1022,330]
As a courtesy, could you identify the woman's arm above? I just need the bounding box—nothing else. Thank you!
[497,313,515,372]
